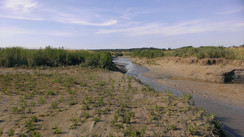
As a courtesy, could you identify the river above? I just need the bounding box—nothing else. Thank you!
[113,57,244,137]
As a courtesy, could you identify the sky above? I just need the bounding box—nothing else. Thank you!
[0,0,244,49]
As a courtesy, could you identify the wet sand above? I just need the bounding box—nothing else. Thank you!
[131,57,244,107]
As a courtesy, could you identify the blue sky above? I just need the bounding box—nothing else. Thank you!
[0,0,243,49]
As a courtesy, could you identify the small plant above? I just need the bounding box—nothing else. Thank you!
[30,131,41,137]
[47,90,55,95]
[84,112,89,119]
[111,114,119,126]
[39,97,45,104]
[98,97,104,106]
[93,117,100,123]
[31,116,38,122]
[54,125,62,134]
[0,128,3,136]
[182,93,192,102]
[168,124,177,130]
[28,108,32,113]
[59,96,65,103]
[82,104,89,110]
[12,107,19,113]
[187,123,197,135]
[86,96,93,104]
[25,119,34,131]
[70,124,75,129]
[122,110,135,124]
[69,100,77,106]
[8,129,15,136]
[51,101,58,109]
[31,101,36,107]
[67,89,76,95]
[70,118,79,129]
[124,126,141,136]
[97,109,102,116]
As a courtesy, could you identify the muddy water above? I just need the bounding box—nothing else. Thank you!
[113,57,244,137]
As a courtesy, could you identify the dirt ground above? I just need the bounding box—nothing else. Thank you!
[0,66,221,136]
[131,57,244,107]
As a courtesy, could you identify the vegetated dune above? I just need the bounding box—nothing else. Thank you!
[130,57,244,107]
[0,66,223,136]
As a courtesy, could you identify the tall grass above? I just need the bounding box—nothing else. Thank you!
[131,46,244,60]
[0,47,114,69]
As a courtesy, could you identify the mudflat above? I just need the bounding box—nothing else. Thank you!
[131,57,244,107]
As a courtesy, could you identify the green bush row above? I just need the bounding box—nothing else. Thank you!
[0,47,114,69]
[131,46,244,60]
[131,50,163,58]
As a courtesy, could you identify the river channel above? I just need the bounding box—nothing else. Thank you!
[113,57,244,137]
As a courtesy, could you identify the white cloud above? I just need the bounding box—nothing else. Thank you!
[56,17,118,26]
[97,20,244,36]
[0,15,42,20]
[0,0,118,26]
[0,0,42,20]
[2,0,38,13]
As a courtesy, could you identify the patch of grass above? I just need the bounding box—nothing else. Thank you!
[83,112,89,119]
[25,119,34,131]
[54,125,62,134]
[93,117,100,123]
[8,129,15,136]
[168,124,177,130]
[124,126,142,137]
[0,128,3,136]
[47,90,55,96]
[51,101,58,109]
[12,107,19,113]
[39,97,45,104]
[186,123,197,135]
[69,100,77,106]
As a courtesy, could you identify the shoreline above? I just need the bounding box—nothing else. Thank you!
[129,57,244,107]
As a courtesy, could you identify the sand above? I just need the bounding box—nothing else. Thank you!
[0,66,221,136]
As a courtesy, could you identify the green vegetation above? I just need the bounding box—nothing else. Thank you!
[130,46,244,60]
[54,125,62,134]
[0,46,114,69]
[8,129,15,136]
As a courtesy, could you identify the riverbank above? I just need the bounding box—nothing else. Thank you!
[130,57,244,107]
